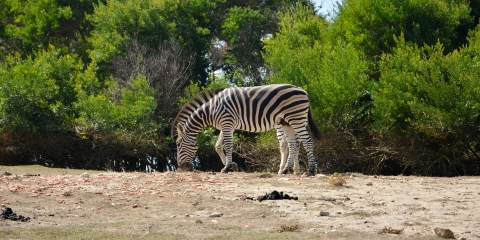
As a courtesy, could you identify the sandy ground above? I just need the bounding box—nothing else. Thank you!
[0,165,479,239]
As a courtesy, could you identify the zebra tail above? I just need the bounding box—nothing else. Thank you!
[308,108,323,141]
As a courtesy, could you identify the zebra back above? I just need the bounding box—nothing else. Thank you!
[171,88,224,140]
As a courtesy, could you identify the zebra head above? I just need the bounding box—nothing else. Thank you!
[175,123,198,171]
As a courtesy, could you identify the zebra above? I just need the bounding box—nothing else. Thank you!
[171,84,322,176]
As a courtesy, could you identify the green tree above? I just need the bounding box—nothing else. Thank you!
[0,47,82,132]
[220,6,267,85]
[373,34,480,175]
[88,0,220,84]
[75,74,162,170]
[264,4,368,129]
[332,0,472,60]
[210,0,316,86]
[0,46,89,167]
[262,4,374,174]
[1,0,100,58]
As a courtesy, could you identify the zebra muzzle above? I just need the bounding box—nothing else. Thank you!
[177,162,193,172]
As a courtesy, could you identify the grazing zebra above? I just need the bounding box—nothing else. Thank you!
[172,84,322,176]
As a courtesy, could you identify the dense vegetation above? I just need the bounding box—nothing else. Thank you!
[1,0,479,176]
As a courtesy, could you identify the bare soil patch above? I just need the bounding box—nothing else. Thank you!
[1,165,479,239]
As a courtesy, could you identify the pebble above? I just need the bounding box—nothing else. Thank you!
[319,211,329,216]
[372,202,385,206]
[434,227,455,239]
[209,212,223,218]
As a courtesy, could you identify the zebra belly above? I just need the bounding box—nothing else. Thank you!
[234,115,279,133]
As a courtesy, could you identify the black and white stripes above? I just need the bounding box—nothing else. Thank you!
[172,84,322,176]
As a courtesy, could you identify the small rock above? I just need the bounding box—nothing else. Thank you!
[319,211,329,216]
[404,221,414,226]
[434,227,455,239]
[209,212,223,218]
[132,204,138,208]
[80,172,89,178]
[366,182,373,186]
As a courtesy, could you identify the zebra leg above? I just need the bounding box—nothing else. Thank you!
[215,131,238,172]
[280,125,298,175]
[292,140,301,175]
[276,128,288,175]
[296,128,317,176]
[215,131,226,165]
[220,130,235,173]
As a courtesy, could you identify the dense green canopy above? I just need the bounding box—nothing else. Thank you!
[1,0,479,175]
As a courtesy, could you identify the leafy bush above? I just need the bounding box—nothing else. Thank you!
[0,47,81,132]
[332,0,472,58]
[264,4,368,130]
[373,34,480,175]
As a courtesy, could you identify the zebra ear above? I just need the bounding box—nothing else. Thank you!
[177,123,186,136]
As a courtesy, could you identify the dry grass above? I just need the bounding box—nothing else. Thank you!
[327,172,347,186]
[381,227,403,234]
[254,172,274,178]
[279,224,300,232]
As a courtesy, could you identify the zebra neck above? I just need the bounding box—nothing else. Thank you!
[184,107,212,135]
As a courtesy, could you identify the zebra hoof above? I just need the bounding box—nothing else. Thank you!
[221,164,232,173]
[307,168,315,177]
[281,168,291,175]
[231,162,238,172]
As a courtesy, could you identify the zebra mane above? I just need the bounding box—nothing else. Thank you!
[171,88,224,140]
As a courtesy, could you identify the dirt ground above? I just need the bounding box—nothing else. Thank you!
[0,165,479,240]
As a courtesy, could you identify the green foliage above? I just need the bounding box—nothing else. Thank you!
[216,1,314,85]
[76,75,156,133]
[88,0,171,63]
[222,7,265,44]
[0,47,82,132]
[219,6,268,85]
[264,4,368,129]
[88,0,220,83]
[1,0,99,59]
[4,0,72,50]
[373,34,480,174]
[332,0,472,58]
[374,35,480,136]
